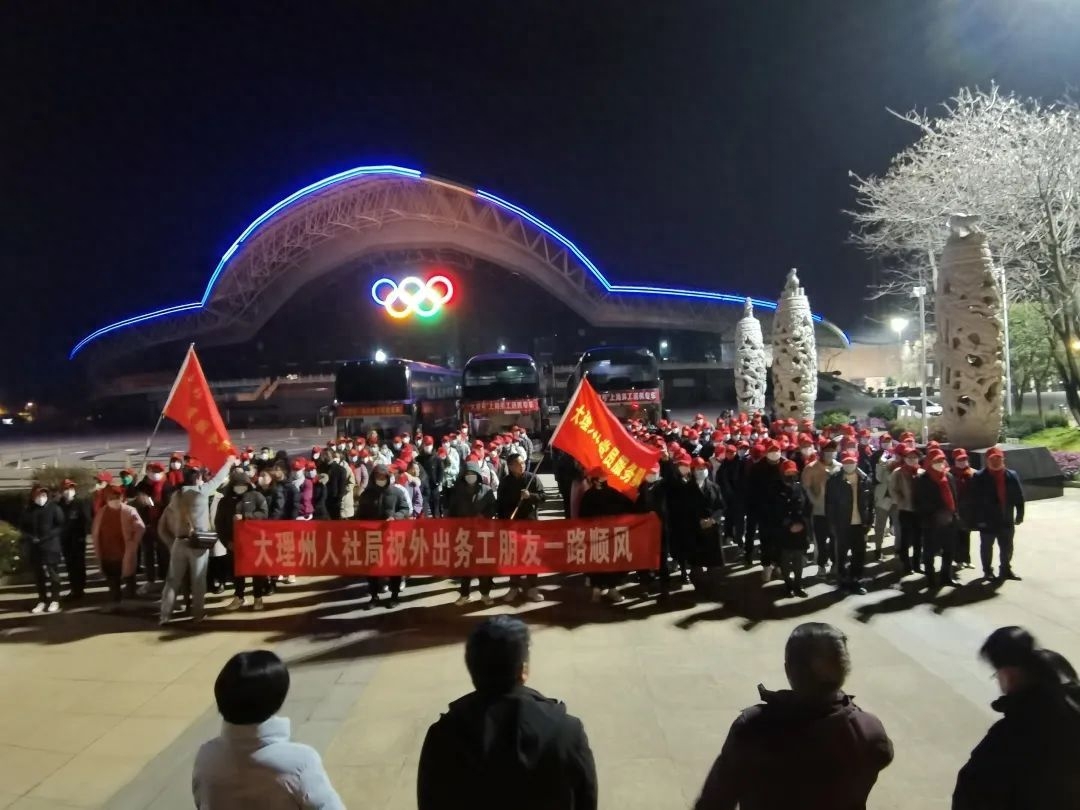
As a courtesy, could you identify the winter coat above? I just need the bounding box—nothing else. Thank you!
[953,685,1080,810]
[279,480,300,521]
[355,481,411,521]
[914,472,959,531]
[748,460,783,519]
[20,501,65,562]
[312,476,330,520]
[972,467,1025,529]
[801,460,839,517]
[694,686,893,810]
[57,494,92,543]
[578,484,634,519]
[446,479,496,518]
[260,483,286,520]
[496,472,546,520]
[775,480,811,551]
[325,462,347,505]
[91,502,145,562]
[158,489,203,548]
[953,468,977,529]
[665,476,724,560]
[825,469,874,534]
[339,464,357,519]
[872,455,895,511]
[888,466,918,513]
[417,685,597,810]
[297,477,315,519]
[719,458,751,507]
[214,489,269,545]
[193,716,344,810]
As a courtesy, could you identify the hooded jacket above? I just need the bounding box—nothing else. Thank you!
[355,466,411,520]
[417,685,597,810]
[695,686,893,810]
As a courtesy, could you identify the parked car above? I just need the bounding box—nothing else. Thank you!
[889,397,943,416]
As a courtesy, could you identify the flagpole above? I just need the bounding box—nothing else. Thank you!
[139,344,195,476]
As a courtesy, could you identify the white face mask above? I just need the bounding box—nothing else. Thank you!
[63,489,75,501]
[312,453,321,460]
[34,495,48,507]
[149,472,164,482]
[905,457,920,468]
[880,443,893,454]
[464,473,479,485]
[374,478,388,488]
[957,459,969,469]
[95,481,107,490]
[293,471,305,481]
[693,469,708,482]
[766,451,781,463]
[645,473,659,483]
[842,463,858,474]
[737,449,748,458]
[233,485,248,495]
[106,499,122,510]
[859,438,870,446]
[392,443,402,450]
[800,446,813,456]
[932,462,947,473]
[170,461,182,470]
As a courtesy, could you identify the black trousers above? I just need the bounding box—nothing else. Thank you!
[459,576,493,596]
[835,525,867,582]
[328,498,342,520]
[34,560,61,603]
[428,488,442,518]
[897,510,923,571]
[923,524,956,580]
[725,506,745,547]
[368,576,402,597]
[758,526,780,568]
[591,572,623,589]
[61,534,87,596]
[744,509,758,555]
[101,558,123,602]
[955,529,971,565]
[235,576,269,599]
[812,515,833,568]
[509,574,538,589]
[980,525,1015,575]
[141,531,169,583]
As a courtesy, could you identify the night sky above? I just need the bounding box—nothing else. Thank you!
[4,0,1080,402]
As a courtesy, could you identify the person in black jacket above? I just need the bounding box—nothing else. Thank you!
[21,485,65,614]
[497,454,546,603]
[357,464,412,609]
[719,444,751,557]
[256,469,285,520]
[954,626,1080,810]
[271,461,299,520]
[418,616,597,810]
[579,467,635,605]
[418,437,445,517]
[665,456,725,586]
[972,447,1026,582]
[774,460,812,598]
[915,448,962,591]
[637,462,670,598]
[56,478,92,600]
[324,453,348,519]
[824,451,874,595]
[216,471,270,611]
[449,462,497,606]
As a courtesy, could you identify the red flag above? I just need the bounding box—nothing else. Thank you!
[550,377,660,499]
[162,346,235,473]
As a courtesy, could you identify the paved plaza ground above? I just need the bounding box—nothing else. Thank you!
[0,483,1078,809]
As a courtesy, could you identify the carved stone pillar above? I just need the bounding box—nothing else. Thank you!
[771,269,818,421]
[735,298,767,413]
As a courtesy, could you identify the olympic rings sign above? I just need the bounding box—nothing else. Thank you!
[370,275,455,319]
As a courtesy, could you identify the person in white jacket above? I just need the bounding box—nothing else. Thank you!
[194,650,344,810]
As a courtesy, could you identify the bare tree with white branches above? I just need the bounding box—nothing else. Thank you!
[848,84,1080,421]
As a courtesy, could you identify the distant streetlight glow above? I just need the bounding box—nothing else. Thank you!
[889,316,909,336]
[374,349,387,363]
[1071,339,1080,352]
[498,344,506,353]
[659,340,669,349]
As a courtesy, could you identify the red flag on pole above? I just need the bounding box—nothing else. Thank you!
[549,377,660,499]
[163,346,235,473]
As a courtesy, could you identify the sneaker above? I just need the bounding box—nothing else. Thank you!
[30,602,46,615]
[761,565,774,582]
[137,583,153,597]
[504,587,521,603]
[591,587,602,603]
[225,597,245,611]
[526,587,544,603]
[387,596,400,608]
[454,595,471,607]
[944,578,962,588]
[364,595,380,610]
[849,584,868,596]
[794,588,809,598]
[46,601,60,613]
[285,575,296,584]
[480,595,495,606]
[158,615,170,627]
[252,598,265,611]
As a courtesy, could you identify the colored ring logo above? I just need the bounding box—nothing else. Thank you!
[371,275,454,319]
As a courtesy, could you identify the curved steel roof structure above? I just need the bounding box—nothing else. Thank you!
[70,165,848,360]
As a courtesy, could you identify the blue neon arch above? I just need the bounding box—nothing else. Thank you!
[70,165,846,358]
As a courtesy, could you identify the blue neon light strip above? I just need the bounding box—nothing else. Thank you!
[71,164,845,358]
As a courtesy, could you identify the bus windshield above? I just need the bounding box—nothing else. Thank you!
[463,360,540,400]
[579,350,658,391]
[335,364,408,402]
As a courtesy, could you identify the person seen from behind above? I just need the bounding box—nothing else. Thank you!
[193,650,344,809]
[417,616,597,810]
[694,621,893,809]
[953,626,1080,810]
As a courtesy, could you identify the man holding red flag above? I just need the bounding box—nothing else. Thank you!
[162,346,236,476]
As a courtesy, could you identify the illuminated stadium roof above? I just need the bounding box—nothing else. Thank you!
[71,165,849,360]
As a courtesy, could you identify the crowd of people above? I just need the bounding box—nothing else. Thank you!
[17,411,1028,620]
[194,619,1080,809]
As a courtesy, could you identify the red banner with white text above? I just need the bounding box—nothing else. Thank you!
[233,514,660,577]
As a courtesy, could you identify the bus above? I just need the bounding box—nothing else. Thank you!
[568,346,663,423]
[461,353,548,438]
[333,358,460,438]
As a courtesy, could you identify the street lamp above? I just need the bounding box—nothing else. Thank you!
[888,317,908,391]
[912,286,929,444]
[374,349,387,363]
[498,344,506,353]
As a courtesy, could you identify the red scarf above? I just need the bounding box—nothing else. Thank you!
[929,469,955,512]
[989,466,1007,506]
